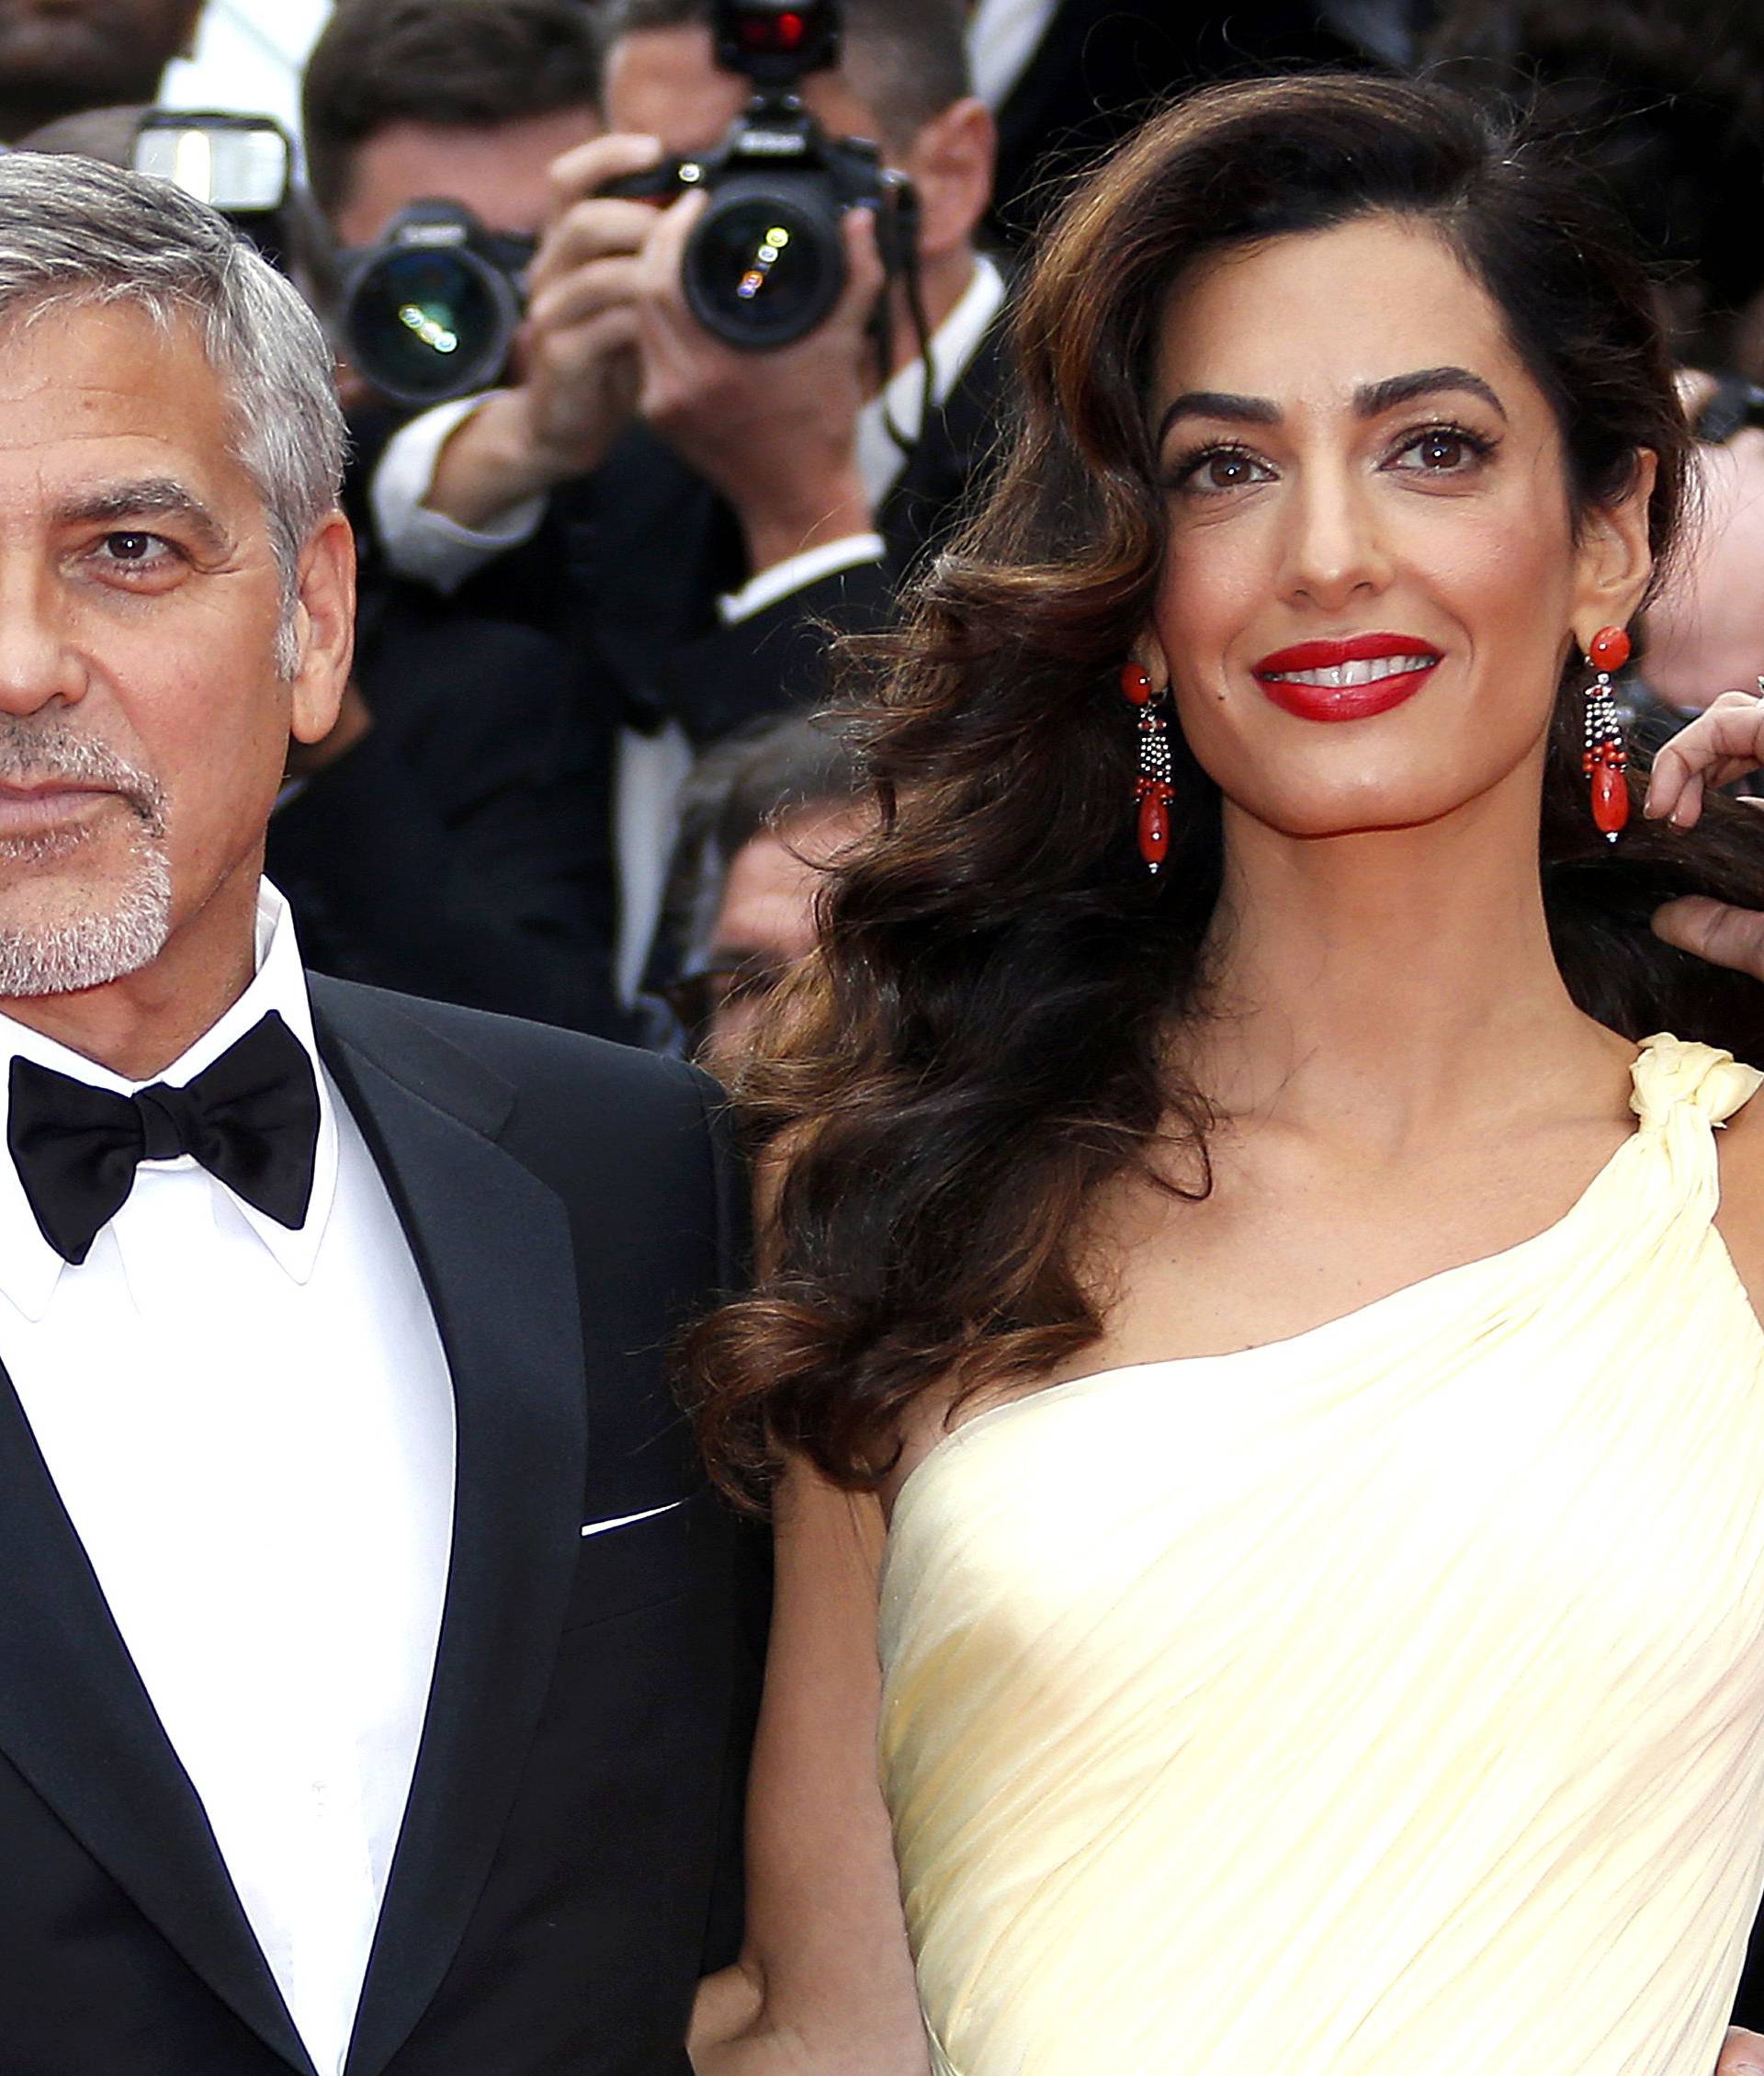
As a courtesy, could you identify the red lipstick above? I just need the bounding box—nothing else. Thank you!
[1251,632,1442,722]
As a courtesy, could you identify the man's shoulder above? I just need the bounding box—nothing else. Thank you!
[308,972,716,1137]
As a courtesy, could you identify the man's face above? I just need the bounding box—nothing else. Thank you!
[0,299,334,996]
[0,0,204,129]
[331,104,603,247]
[604,25,893,162]
[698,798,866,1078]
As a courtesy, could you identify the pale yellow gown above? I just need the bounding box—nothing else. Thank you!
[878,1037,1764,2076]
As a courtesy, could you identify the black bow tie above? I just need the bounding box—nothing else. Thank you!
[7,1011,321,1265]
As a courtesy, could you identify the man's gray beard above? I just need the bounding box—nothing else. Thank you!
[0,716,172,999]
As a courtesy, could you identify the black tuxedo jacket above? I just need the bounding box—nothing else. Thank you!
[0,979,758,2073]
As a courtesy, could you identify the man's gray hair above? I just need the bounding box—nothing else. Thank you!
[0,153,345,658]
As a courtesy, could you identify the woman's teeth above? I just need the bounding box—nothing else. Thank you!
[1263,654,1437,687]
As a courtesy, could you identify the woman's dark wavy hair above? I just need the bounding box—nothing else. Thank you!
[686,71,1764,1504]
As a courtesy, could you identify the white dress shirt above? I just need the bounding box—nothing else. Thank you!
[966,0,1063,108]
[371,255,1008,1001]
[0,883,455,2076]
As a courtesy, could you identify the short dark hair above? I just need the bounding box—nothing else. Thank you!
[661,713,862,981]
[596,0,971,142]
[301,0,603,219]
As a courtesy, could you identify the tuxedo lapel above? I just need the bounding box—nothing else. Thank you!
[310,985,588,2076]
[0,1365,317,2072]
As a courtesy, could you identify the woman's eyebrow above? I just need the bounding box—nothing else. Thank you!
[1156,391,1280,444]
[1155,366,1507,448]
[1353,366,1507,420]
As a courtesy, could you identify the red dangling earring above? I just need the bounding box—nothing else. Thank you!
[1583,625,1631,843]
[1121,662,1173,872]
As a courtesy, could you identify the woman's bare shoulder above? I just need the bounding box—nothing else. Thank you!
[1713,1069,1764,1310]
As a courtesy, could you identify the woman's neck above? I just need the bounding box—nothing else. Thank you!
[1188,779,1622,1150]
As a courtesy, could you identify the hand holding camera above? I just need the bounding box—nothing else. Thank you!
[631,181,886,574]
[392,130,663,531]
[357,0,918,566]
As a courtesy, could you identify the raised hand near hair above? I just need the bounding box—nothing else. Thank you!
[424,131,666,531]
[1646,686,1764,980]
[632,189,886,578]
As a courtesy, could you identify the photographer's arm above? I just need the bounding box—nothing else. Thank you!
[371,132,669,581]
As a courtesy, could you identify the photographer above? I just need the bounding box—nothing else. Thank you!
[330,0,1002,1001]
[657,713,866,1075]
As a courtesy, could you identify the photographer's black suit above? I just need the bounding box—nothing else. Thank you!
[267,574,633,1041]
[0,979,756,2073]
[416,300,1011,747]
[358,301,1011,994]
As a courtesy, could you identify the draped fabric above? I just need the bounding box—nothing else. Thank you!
[878,1037,1764,2076]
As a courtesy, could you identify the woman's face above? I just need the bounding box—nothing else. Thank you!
[1142,213,1654,841]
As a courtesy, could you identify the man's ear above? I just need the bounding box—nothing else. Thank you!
[899,96,996,260]
[1571,446,1657,651]
[287,512,357,745]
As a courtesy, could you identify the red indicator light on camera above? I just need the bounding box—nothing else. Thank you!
[740,9,806,51]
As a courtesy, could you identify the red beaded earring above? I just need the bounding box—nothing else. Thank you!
[1120,662,1173,872]
[1583,624,1631,843]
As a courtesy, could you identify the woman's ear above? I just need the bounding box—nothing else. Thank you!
[1571,447,1658,650]
[1135,633,1170,691]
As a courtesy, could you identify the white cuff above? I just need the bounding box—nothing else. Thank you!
[718,534,887,624]
[370,392,548,594]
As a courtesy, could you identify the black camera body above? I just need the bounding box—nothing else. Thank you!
[608,104,915,350]
[606,0,918,351]
[338,0,910,403]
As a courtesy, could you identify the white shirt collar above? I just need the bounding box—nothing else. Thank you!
[0,880,338,1320]
[855,253,1008,506]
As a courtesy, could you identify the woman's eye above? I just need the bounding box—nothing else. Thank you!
[1173,448,1272,493]
[1390,426,1490,475]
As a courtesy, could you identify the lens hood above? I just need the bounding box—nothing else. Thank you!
[340,201,530,408]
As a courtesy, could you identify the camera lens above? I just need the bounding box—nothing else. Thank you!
[343,244,518,404]
[683,182,843,348]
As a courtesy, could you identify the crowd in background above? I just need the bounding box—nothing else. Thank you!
[5,0,1763,1068]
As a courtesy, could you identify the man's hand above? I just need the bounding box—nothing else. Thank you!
[424,132,667,531]
[1646,687,1764,977]
[1716,2025,1764,2073]
[632,191,886,577]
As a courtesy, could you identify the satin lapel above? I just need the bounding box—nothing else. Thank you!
[0,1361,316,2072]
[311,996,587,2076]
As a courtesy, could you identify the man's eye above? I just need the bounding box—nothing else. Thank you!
[102,532,163,562]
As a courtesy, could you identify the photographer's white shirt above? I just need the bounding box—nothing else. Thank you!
[371,254,1007,999]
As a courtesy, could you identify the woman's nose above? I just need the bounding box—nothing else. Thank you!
[1278,464,1394,612]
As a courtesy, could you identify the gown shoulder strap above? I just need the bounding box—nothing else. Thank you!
[1630,1033,1764,1133]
